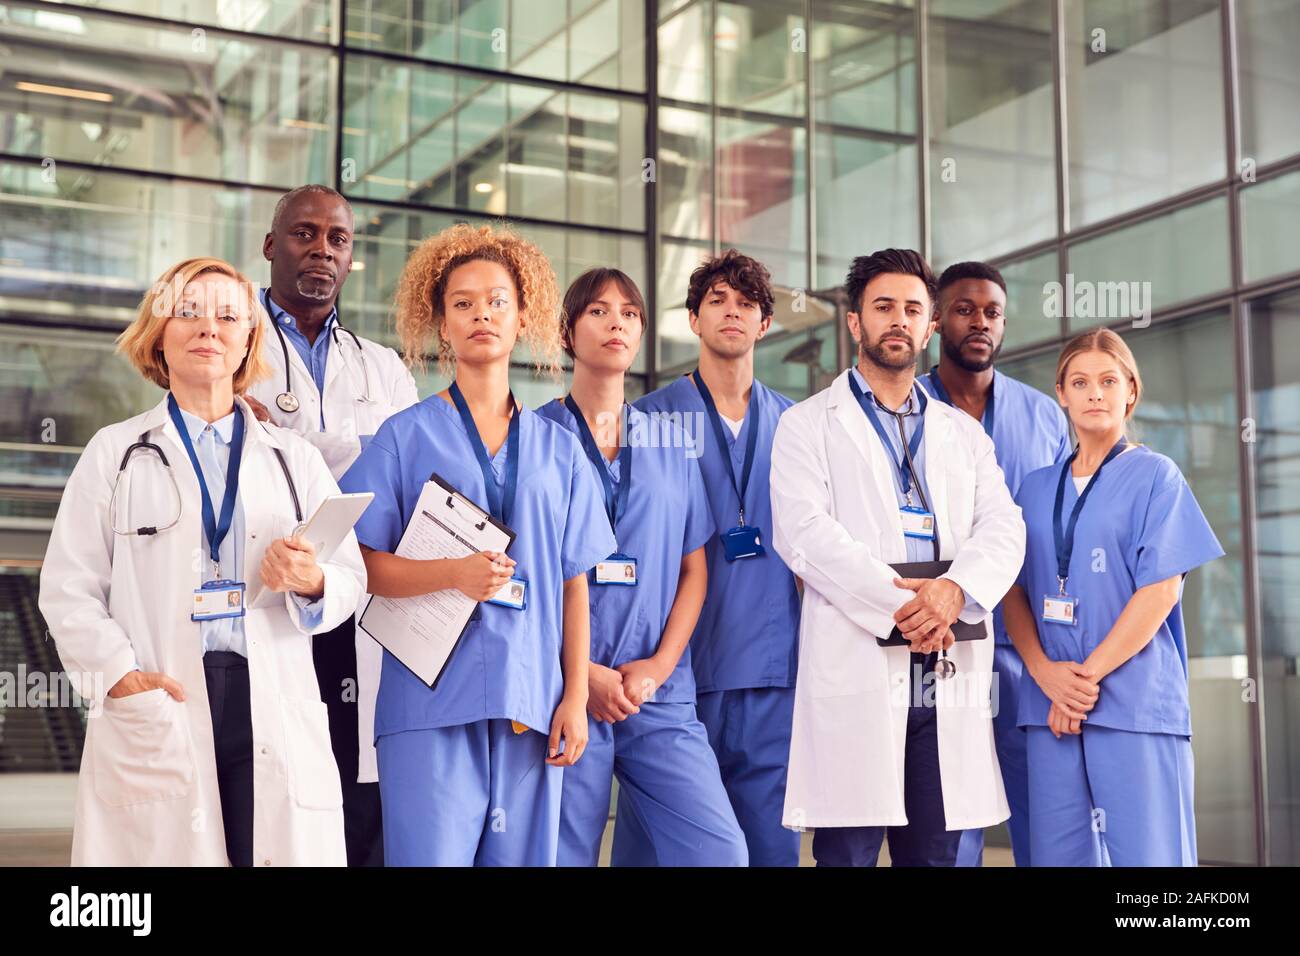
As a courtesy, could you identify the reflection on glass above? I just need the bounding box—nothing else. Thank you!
[1237,0,1300,167]
[1063,0,1225,228]
[717,117,807,288]
[1066,197,1230,328]
[658,0,710,102]
[655,239,712,373]
[345,0,646,92]
[41,0,334,41]
[811,0,916,135]
[0,5,335,187]
[928,0,1055,263]
[715,0,805,116]
[995,251,1061,352]
[658,107,714,241]
[1249,287,1300,865]
[1240,170,1300,285]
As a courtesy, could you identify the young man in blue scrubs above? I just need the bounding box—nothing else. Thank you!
[612,250,802,867]
[540,268,746,866]
[918,261,1069,867]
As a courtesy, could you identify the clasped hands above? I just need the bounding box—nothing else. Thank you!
[892,576,963,654]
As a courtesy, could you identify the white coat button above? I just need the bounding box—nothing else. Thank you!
[264,859,272,866]
[261,746,269,755]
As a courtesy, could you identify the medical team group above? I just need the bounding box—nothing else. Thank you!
[38,183,1223,868]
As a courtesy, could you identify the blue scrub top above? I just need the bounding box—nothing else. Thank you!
[1013,445,1224,735]
[920,367,1070,644]
[634,375,800,693]
[338,395,616,736]
[536,400,715,703]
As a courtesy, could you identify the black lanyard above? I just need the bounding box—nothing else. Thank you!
[926,366,995,438]
[167,393,245,575]
[693,370,759,526]
[563,396,631,533]
[848,372,928,504]
[1052,437,1129,590]
[448,382,519,527]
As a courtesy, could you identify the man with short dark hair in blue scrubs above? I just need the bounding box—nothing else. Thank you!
[919,261,1070,867]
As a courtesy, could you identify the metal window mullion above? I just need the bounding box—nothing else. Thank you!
[915,0,930,262]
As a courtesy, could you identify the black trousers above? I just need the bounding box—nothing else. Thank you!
[812,652,963,867]
[312,615,385,867]
[203,650,253,868]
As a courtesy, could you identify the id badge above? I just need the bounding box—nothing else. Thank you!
[900,505,936,540]
[720,525,765,562]
[193,579,246,621]
[487,576,528,611]
[1042,593,1078,625]
[594,553,638,586]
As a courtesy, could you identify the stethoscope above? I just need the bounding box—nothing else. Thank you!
[262,290,375,413]
[110,420,302,537]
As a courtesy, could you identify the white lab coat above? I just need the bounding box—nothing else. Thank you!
[770,369,1025,831]
[246,322,419,784]
[38,396,366,866]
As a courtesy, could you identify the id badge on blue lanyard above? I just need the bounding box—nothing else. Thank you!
[1045,437,1129,627]
[848,374,936,543]
[450,382,527,611]
[693,371,765,562]
[565,396,639,586]
[167,395,248,623]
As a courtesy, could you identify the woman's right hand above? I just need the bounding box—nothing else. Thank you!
[454,551,516,602]
[587,663,639,723]
[1029,659,1099,720]
[107,670,185,701]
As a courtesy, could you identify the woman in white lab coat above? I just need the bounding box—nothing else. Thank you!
[38,257,366,866]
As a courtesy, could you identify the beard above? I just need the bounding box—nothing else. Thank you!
[295,275,335,302]
[942,333,1002,372]
[862,332,917,370]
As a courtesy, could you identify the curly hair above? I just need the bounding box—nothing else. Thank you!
[394,222,563,378]
[685,248,775,319]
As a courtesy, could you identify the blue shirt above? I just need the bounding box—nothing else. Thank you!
[635,375,800,693]
[1013,445,1224,735]
[536,401,715,703]
[266,294,337,427]
[920,366,1070,643]
[176,406,324,656]
[338,396,616,735]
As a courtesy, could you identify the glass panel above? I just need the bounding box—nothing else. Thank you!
[1063,0,1225,228]
[995,347,1060,399]
[345,0,647,92]
[658,106,714,241]
[39,0,334,40]
[655,238,711,374]
[1237,0,1300,167]
[997,251,1061,352]
[1250,286,1300,865]
[0,4,336,187]
[1065,197,1230,328]
[928,0,1056,262]
[1240,169,1300,285]
[715,0,806,117]
[658,0,710,103]
[753,319,840,402]
[717,116,807,289]
[0,161,279,331]
[811,0,916,135]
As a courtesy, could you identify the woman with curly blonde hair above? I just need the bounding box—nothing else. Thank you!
[338,223,615,866]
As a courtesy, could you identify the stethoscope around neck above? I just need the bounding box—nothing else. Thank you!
[262,289,375,413]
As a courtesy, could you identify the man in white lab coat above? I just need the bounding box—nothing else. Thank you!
[244,185,418,866]
[770,248,1025,866]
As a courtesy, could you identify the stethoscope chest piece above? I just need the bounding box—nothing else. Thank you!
[935,655,957,680]
[276,391,300,413]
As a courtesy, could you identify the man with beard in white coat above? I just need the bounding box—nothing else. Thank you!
[244,185,418,866]
[770,248,1025,866]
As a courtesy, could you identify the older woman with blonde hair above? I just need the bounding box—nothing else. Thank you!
[39,256,366,866]
[337,223,615,866]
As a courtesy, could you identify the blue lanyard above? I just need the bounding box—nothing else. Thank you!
[926,366,995,438]
[448,381,519,527]
[693,370,759,525]
[167,393,244,574]
[847,373,928,502]
[563,396,632,533]
[1052,438,1129,589]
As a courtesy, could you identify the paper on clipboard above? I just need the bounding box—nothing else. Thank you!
[358,473,515,687]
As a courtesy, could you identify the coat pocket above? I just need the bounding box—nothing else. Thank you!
[279,696,344,810]
[92,688,194,807]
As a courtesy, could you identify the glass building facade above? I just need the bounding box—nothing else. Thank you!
[1,0,1297,864]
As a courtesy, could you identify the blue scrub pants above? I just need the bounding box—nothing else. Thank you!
[957,643,1031,867]
[377,718,563,866]
[812,653,960,867]
[559,702,747,866]
[1026,724,1197,867]
[612,686,800,867]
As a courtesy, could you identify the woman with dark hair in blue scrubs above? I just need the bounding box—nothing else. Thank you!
[1003,328,1223,866]
[539,268,746,866]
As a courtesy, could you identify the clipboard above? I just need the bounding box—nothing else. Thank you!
[876,559,988,647]
[358,472,516,690]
